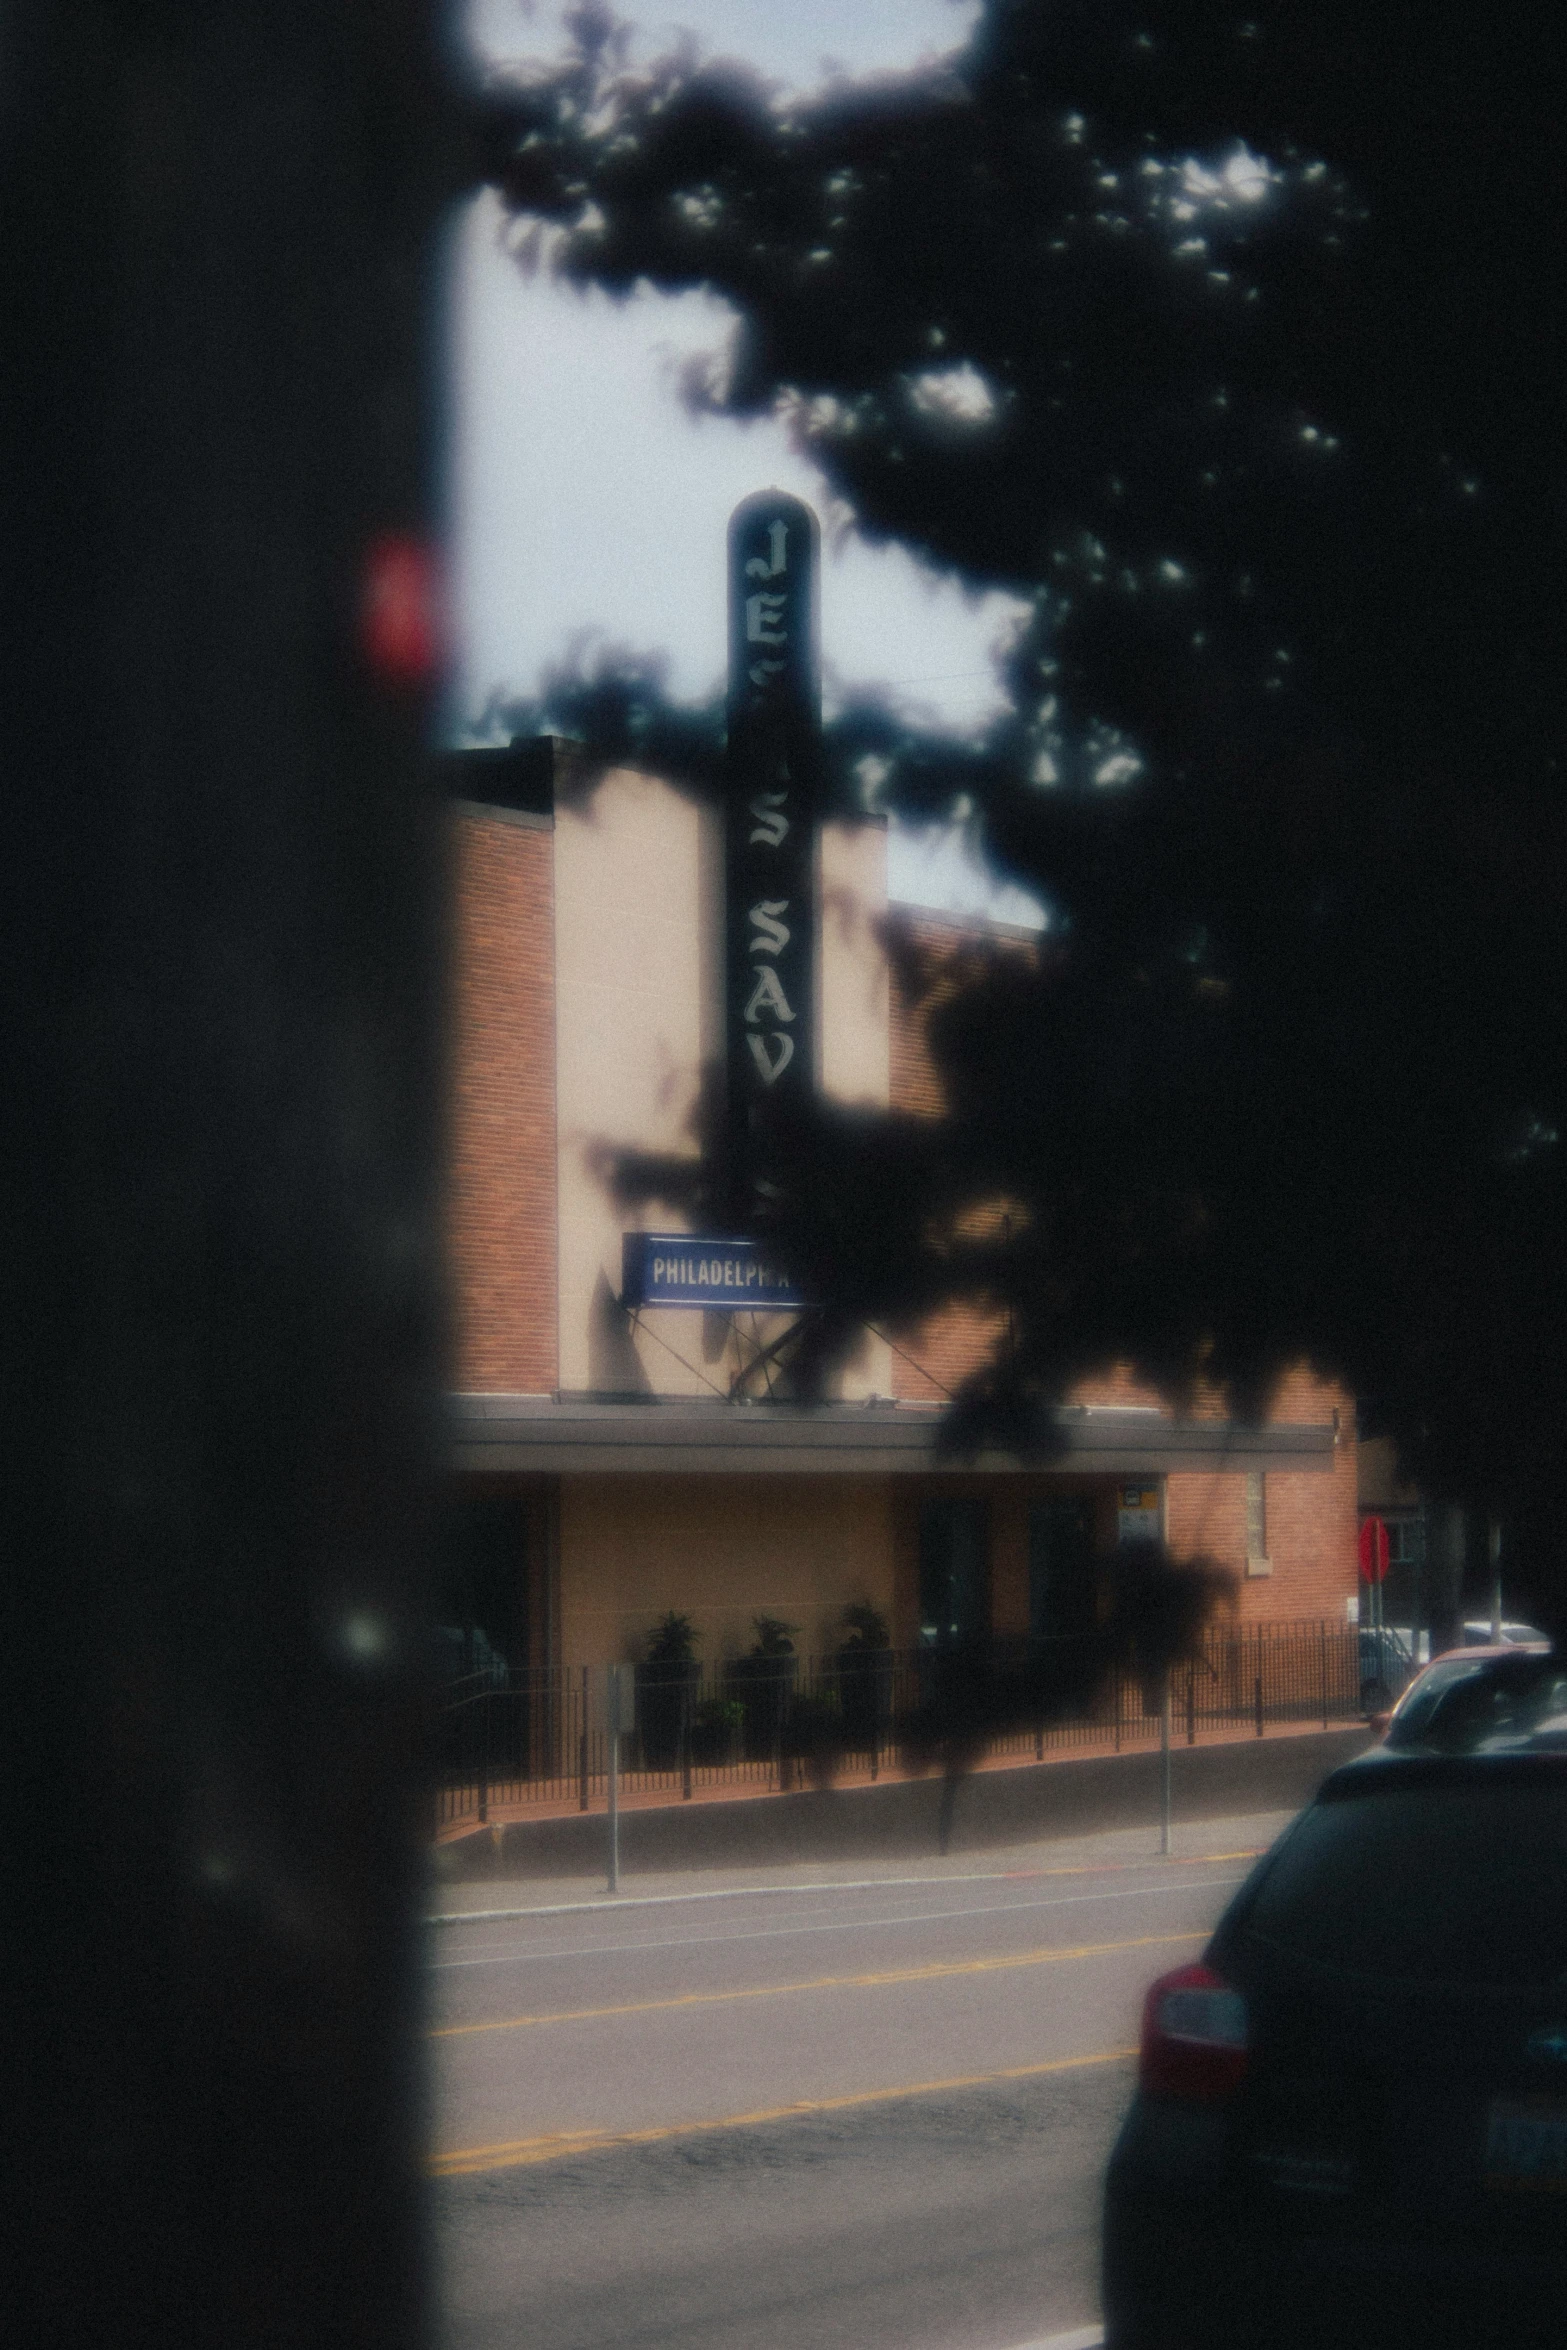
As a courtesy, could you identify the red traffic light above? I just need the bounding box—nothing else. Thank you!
[360,532,441,688]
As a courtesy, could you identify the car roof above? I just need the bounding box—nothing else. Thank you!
[1384,1644,1559,1718]
[1428,1640,1551,1665]
[1456,1626,1559,1644]
[1397,1643,1555,1690]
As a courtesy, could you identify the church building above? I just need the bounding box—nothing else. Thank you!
[439,730,1358,1686]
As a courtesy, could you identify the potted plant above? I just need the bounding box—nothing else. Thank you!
[725,1615,799,1759]
[636,1611,700,1769]
[835,1600,893,1753]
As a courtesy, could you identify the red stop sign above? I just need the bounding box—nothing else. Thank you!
[1358,1516,1390,1584]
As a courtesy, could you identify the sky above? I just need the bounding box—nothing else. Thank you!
[444,0,1047,927]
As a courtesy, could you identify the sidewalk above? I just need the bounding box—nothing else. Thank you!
[427,1798,1310,1920]
[431,1718,1374,1885]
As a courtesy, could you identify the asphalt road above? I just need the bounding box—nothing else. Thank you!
[428,1815,1290,2350]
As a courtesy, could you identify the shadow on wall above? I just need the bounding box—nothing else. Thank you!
[588,1269,652,1396]
[702,1307,731,1364]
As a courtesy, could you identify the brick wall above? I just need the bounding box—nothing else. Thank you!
[888,905,1041,1119]
[890,1301,1011,1403]
[445,807,557,1392]
[889,910,961,1121]
[1166,1375,1358,1620]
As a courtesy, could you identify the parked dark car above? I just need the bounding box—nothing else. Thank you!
[1459,1617,1549,1647]
[1379,1643,1561,1750]
[1103,1741,1567,2349]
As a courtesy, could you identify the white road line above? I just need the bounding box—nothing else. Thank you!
[1001,2328,1103,2350]
[428,1877,1030,1929]
[428,1874,1242,1972]
[428,1851,1259,1934]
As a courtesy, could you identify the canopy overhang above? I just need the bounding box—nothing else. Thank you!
[451,1394,1338,1479]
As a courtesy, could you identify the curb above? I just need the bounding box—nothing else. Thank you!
[431,1724,1373,1884]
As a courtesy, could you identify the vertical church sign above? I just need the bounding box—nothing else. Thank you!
[725,491,820,1225]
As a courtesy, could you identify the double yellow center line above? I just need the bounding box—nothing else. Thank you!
[431,1923,1203,2177]
[431,2046,1143,2178]
[431,1925,1201,2042]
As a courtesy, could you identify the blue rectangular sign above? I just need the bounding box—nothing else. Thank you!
[621,1233,805,1311]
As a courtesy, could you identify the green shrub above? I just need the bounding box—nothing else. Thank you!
[840,1601,890,1651]
[748,1614,799,1657]
[645,1611,699,1664]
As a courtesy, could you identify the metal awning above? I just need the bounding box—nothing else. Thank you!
[450,1393,1338,1478]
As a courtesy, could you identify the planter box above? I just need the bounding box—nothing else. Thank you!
[635,1659,699,1769]
[724,1654,796,1760]
[689,1699,745,1766]
[834,1647,893,1751]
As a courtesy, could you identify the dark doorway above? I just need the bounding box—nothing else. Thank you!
[918,1498,990,1649]
[1029,1498,1097,1643]
[436,1490,530,1688]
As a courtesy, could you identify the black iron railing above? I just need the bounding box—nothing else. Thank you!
[433,1619,1396,1831]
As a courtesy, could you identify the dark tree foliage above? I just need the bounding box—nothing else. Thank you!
[474,2,1567,1626]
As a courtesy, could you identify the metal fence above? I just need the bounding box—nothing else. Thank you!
[434,1619,1400,1832]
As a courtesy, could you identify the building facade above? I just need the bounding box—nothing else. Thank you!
[440,740,1358,1681]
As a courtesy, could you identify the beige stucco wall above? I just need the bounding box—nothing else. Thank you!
[553,765,891,1401]
[815,816,893,1398]
[558,1474,896,1666]
[553,764,717,1397]
[818,818,890,1110]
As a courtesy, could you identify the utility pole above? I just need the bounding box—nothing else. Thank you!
[1489,1519,1504,1643]
[3,6,446,2344]
[1427,1504,1465,1656]
[606,1664,631,1895]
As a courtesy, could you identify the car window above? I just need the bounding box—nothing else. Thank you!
[1385,1657,1493,1742]
[1238,1783,1567,1987]
[1386,1659,1567,1749]
[1419,1669,1567,1751]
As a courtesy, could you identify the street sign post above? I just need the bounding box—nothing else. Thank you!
[1359,1516,1390,1648]
[605,1663,635,1895]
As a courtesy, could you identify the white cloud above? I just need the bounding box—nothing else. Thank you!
[443,0,1035,932]
[461,0,981,98]
[888,821,1046,930]
[908,362,1001,427]
[446,194,1024,732]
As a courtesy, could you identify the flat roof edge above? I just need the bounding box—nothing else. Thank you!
[449,1397,1336,1476]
